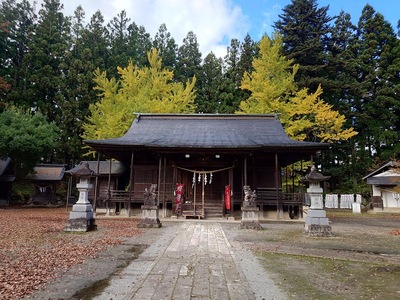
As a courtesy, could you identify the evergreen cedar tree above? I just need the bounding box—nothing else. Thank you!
[0,0,399,192]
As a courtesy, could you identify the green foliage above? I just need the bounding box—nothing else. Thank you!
[274,0,333,93]
[0,0,399,194]
[219,35,256,113]
[83,49,196,141]
[196,52,223,113]
[11,181,33,203]
[0,106,59,177]
[153,24,178,70]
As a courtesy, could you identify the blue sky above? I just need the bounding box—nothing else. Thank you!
[30,0,399,58]
[239,0,399,40]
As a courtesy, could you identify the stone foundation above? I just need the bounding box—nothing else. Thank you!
[240,204,262,229]
[64,217,97,232]
[304,209,333,237]
[304,224,333,237]
[138,205,162,228]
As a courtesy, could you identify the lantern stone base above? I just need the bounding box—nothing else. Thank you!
[64,203,97,232]
[240,205,262,230]
[138,205,162,228]
[64,217,97,232]
[304,209,333,237]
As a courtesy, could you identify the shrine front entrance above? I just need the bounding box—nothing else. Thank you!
[176,166,233,219]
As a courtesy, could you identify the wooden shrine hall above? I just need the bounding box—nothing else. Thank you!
[84,113,329,219]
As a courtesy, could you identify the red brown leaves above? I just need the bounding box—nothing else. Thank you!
[0,208,140,299]
[388,229,400,236]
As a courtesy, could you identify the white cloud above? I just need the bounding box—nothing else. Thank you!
[32,0,249,59]
[112,0,249,58]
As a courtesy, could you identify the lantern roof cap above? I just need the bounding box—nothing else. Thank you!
[68,162,96,177]
[302,165,330,182]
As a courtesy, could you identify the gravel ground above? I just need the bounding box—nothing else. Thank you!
[223,225,286,300]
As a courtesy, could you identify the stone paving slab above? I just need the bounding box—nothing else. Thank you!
[95,222,285,300]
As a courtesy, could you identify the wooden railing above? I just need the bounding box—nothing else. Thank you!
[256,188,304,206]
[101,190,142,203]
[104,189,174,203]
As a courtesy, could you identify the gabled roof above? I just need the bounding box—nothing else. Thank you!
[65,161,126,176]
[26,164,65,181]
[84,114,329,154]
[364,161,400,186]
[363,161,400,181]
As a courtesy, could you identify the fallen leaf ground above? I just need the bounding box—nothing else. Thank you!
[0,207,140,300]
[1,207,400,299]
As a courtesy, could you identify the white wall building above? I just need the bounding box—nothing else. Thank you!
[364,161,400,211]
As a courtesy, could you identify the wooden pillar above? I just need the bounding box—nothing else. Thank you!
[172,165,178,215]
[106,159,112,215]
[244,156,247,186]
[193,173,197,215]
[292,163,295,193]
[93,153,100,214]
[201,172,205,217]
[128,152,134,217]
[66,175,72,211]
[229,168,234,213]
[157,156,162,207]
[162,156,167,218]
[275,153,283,219]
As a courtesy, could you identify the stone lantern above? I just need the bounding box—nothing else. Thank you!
[64,162,97,232]
[302,165,332,236]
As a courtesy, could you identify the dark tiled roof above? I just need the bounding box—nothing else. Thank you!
[65,161,126,176]
[364,161,400,185]
[26,164,65,181]
[366,176,400,186]
[84,114,328,150]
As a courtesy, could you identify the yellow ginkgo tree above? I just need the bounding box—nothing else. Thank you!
[238,34,356,143]
[83,48,196,141]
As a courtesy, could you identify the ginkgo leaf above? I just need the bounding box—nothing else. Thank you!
[82,48,196,148]
[237,34,357,143]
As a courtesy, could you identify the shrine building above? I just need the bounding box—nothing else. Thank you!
[83,113,329,219]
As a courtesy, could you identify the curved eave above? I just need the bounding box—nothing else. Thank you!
[84,139,329,154]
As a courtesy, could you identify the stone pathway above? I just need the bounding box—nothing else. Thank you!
[95,222,286,300]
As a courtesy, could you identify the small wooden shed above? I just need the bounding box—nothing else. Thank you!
[26,164,65,205]
[65,160,127,208]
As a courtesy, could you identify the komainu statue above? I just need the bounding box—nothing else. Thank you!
[144,184,157,206]
[243,185,257,203]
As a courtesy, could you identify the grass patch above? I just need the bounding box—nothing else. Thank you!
[258,252,400,300]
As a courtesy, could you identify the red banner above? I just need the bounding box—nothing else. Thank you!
[176,183,184,205]
[225,185,231,210]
